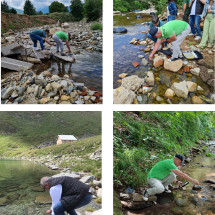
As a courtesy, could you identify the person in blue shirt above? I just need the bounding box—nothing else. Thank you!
[147,16,168,48]
[167,0,178,21]
[30,29,53,50]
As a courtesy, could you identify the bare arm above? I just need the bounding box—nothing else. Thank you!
[182,3,187,14]
[44,38,53,46]
[167,33,177,42]
[66,40,71,52]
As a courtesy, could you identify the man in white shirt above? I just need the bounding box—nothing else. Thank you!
[188,0,205,40]
[41,176,93,215]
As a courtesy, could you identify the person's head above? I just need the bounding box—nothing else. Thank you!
[45,29,49,35]
[174,154,185,167]
[149,27,162,38]
[68,33,71,41]
[40,176,51,190]
[152,16,160,26]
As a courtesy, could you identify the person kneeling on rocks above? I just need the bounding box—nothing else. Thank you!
[143,154,199,201]
[148,20,191,62]
[40,176,92,215]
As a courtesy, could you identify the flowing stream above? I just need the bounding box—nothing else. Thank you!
[124,140,215,215]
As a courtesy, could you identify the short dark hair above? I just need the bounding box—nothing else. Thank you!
[152,16,159,25]
[45,29,49,34]
[68,33,71,40]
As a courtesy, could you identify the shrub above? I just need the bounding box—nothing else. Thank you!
[1,28,4,35]
[90,23,102,30]
[84,0,102,22]
[70,0,84,21]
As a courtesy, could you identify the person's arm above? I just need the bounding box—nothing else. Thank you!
[167,32,177,42]
[171,169,199,185]
[44,38,53,46]
[182,3,187,15]
[66,40,71,52]
[49,185,62,215]
[149,39,162,60]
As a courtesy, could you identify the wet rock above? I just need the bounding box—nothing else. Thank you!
[138,55,144,59]
[19,193,27,198]
[35,192,52,204]
[113,89,136,104]
[120,193,131,200]
[171,81,188,99]
[144,48,150,52]
[209,184,215,190]
[145,71,154,86]
[175,198,189,207]
[192,96,205,104]
[192,185,202,190]
[190,68,200,76]
[164,59,183,72]
[132,61,139,67]
[165,89,175,97]
[31,186,45,192]
[199,66,214,83]
[121,75,145,92]
[51,82,61,91]
[119,73,127,79]
[18,86,25,96]
[186,81,197,92]
[156,96,164,102]
[0,197,7,206]
[45,83,52,91]
[60,95,70,101]
[153,56,163,68]
[202,180,215,184]
[199,95,214,104]
[11,90,18,98]
[113,26,127,33]
[19,184,28,189]
[142,58,148,66]
[2,87,14,99]
[133,193,157,202]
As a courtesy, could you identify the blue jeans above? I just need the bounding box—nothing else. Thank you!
[189,15,201,36]
[147,33,168,46]
[53,194,93,215]
[167,15,176,22]
[29,33,44,50]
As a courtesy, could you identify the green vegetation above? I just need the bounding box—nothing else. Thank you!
[70,0,84,21]
[1,28,4,35]
[8,23,16,30]
[1,0,17,14]
[48,12,73,23]
[49,1,69,13]
[85,207,96,212]
[37,10,43,15]
[23,0,36,15]
[95,197,102,204]
[113,190,123,215]
[114,111,215,190]
[90,23,102,30]
[84,0,102,21]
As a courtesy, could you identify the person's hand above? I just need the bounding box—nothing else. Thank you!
[182,12,184,16]
[46,210,52,214]
[201,18,204,22]
[161,38,166,42]
[208,9,212,13]
[149,54,153,61]
[192,179,199,185]
[69,50,71,53]
[177,181,183,186]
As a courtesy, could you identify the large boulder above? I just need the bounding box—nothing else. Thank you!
[186,81,197,92]
[171,81,188,99]
[121,75,145,92]
[153,56,163,68]
[164,59,183,72]
[199,66,214,83]
[113,26,127,33]
[113,89,136,104]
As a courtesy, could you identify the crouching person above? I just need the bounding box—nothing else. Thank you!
[40,176,92,215]
[143,154,199,201]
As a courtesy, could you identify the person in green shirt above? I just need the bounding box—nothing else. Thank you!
[148,20,191,62]
[52,31,72,56]
[143,154,199,201]
[182,0,190,23]
[30,29,53,50]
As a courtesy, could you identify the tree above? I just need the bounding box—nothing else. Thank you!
[49,1,69,13]
[70,0,84,21]
[23,0,36,15]
[1,0,10,13]
[37,10,43,15]
[10,8,17,14]
[84,0,101,22]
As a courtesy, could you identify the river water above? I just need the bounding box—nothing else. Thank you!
[113,13,213,104]
[125,140,215,215]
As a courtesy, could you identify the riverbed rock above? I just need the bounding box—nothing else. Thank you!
[145,71,154,86]
[120,193,131,200]
[199,95,214,104]
[51,82,61,91]
[113,26,127,34]
[119,73,127,79]
[133,193,157,202]
[192,96,205,104]
[186,81,197,92]
[165,89,175,97]
[2,87,14,99]
[199,66,214,83]
[132,61,139,67]
[192,185,202,191]
[164,59,183,72]
[171,81,188,99]
[175,198,189,207]
[31,186,45,192]
[0,197,7,206]
[121,75,145,92]
[19,184,28,189]
[153,56,163,68]
[142,58,148,66]
[190,68,200,76]
[35,192,52,204]
[113,89,136,104]
[113,86,125,100]
[97,188,102,198]
[144,48,151,52]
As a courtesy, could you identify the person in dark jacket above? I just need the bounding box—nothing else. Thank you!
[40,176,92,215]
[188,0,205,40]
[167,0,178,21]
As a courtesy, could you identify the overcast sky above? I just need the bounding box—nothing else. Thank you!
[3,0,84,10]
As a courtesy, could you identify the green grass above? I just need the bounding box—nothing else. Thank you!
[95,197,102,204]
[90,23,102,30]
[34,20,42,25]
[113,190,123,215]
[48,12,73,23]
[1,28,4,35]
[8,23,15,30]
[85,207,96,212]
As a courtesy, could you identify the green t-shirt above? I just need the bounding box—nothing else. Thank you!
[31,29,46,38]
[148,159,178,180]
[158,20,188,40]
[182,0,190,15]
[55,31,69,41]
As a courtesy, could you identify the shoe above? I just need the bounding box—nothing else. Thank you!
[168,57,179,62]
[208,44,213,48]
[61,53,67,56]
[165,186,171,193]
[196,44,204,48]
[194,36,201,40]
[178,56,183,60]
[143,190,149,201]
[188,33,195,36]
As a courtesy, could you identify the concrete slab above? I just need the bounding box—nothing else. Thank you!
[1,43,24,56]
[22,45,45,59]
[53,53,75,63]
[1,57,34,71]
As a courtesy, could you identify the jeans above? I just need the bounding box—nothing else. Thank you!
[147,173,176,196]
[189,15,201,36]
[167,15,176,22]
[52,33,64,54]
[29,33,44,50]
[53,194,93,215]
[147,33,168,46]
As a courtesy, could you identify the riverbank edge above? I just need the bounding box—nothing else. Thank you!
[113,140,208,215]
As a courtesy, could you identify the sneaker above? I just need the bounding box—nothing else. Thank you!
[143,190,149,201]
[188,33,195,36]
[194,36,201,40]
[165,186,171,193]
[208,44,213,48]
[168,57,178,62]
[178,56,183,60]
[61,53,67,56]
[196,44,204,48]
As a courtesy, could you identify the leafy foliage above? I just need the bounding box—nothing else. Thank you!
[84,0,102,21]
[70,0,84,21]
[23,0,36,15]
[90,23,102,30]
[1,1,17,14]
[113,111,215,189]
[49,1,69,13]
[37,10,43,15]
